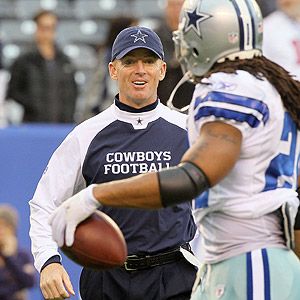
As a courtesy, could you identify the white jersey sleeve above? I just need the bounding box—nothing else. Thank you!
[29,105,116,272]
[188,71,268,139]
[29,131,85,272]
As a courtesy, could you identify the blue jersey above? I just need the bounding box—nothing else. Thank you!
[30,97,196,271]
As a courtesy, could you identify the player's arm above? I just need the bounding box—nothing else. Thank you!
[50,121,242,247]
[95,121,242,207]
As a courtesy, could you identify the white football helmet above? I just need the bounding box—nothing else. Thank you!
[174,0,263,79]
[168,0,263,111]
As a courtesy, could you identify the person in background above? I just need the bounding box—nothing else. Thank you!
[49,0,300,299]
[0,204,36,300]
[6,10,78,123]
[29,26,197,300]
[155,0,194,111]
[263,0,300,80]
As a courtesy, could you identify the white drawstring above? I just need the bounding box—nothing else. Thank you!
[191,263,212,294]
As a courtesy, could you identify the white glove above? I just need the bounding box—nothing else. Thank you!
[49,184,101,247]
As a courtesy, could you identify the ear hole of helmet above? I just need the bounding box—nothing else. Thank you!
[192,48,199,58]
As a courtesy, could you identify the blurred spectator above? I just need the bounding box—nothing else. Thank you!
[5,10,78,123]
[263,0,300,80]
[81,16,138,120]
[256,0,276,17]
[0,204,36,300]
[155,0,194,110]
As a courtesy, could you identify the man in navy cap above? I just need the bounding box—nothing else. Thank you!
[29,26,197,300]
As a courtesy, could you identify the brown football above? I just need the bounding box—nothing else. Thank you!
[61,211,127,269]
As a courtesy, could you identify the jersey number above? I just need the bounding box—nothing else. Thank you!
[263,112,298,191]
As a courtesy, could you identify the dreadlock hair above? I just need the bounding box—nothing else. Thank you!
[196,55,300,129]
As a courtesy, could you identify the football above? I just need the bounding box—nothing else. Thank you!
[61,211,127,269]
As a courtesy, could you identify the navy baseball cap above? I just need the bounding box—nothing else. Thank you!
[111,26,164,61]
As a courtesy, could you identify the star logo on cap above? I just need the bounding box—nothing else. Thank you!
[184,3,211,36]
[131,29,148,43]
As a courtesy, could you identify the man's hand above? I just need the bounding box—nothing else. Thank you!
[40,263,74,299]
[49,185,101,247]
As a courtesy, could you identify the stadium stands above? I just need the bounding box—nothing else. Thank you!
[15,0,74,19]
[0,0,17,19]
[0,0,163,70]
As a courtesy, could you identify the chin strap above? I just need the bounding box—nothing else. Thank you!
[166,71,193,113]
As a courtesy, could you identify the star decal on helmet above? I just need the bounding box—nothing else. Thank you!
[184,5,211,36]
[130,29,148,43]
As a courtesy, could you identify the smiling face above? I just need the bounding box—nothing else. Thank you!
[109,48,166,108]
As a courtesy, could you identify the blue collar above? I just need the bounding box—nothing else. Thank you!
[114,95,159,113]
